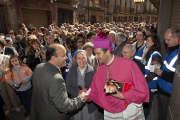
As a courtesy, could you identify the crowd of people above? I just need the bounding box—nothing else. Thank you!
[0,21,179,120]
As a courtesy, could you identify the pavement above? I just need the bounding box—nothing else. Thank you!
[5,93,158,120]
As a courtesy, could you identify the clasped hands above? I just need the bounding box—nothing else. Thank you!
[78,88,89,102]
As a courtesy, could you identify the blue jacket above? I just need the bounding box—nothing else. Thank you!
[157,49,179,94]
[145,51,162,89]
[64,49,78,80]
[133,41,146,62]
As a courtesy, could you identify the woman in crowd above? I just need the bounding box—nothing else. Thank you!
[6,55,33,117]
[40,46,48,63]
[25,34,35,56]
[66,50,98,120]
[4,37,18,56]
[82,42,99,69]
[66,32,73,39]
[82,42,94,63]
[32,27,38,36]
[141,34,162,119]
[75,37,84,50]
[64,38,77,80]
[74,31,80,40]
[27,38,41,71]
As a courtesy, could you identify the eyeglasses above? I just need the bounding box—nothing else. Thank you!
[121,51,133,54]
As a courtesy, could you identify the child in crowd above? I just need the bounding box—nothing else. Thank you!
[44,32,54,46]
[6,55,33,117]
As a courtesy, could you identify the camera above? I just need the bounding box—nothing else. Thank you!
[36,50,39,54]
[14,84,20,89]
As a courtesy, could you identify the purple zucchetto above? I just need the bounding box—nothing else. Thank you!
[93,31,113,51]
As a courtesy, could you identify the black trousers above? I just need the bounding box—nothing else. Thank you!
[0,96,6,120]
[143,89,154,119]
[158,93,170,120]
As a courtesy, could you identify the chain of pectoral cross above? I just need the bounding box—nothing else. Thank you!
[106,57,118,80]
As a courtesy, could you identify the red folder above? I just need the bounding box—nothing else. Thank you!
[122,82,132,107]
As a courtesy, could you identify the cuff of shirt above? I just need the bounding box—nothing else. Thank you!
[24,76,31,82]
[122,92,132,105]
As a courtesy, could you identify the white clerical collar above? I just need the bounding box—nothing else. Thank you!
[106,55,114,65]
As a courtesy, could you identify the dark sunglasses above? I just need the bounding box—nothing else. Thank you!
[77,41,83,43]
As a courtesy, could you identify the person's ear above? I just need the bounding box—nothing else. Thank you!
[175,37,179,45]
[51,56,56,62]
[106,50,111,55]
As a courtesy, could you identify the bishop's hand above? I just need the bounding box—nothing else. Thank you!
[111,89,125,100]
[79,92,89,102]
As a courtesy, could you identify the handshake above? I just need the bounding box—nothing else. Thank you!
[78,88,89,102]
[79,92,89,102]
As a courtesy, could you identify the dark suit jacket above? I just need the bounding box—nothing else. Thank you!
[13,43,23,57]
[113,42,126,57]
[133,58,145,75]
[30,62,84,120]
[66,64,97,114]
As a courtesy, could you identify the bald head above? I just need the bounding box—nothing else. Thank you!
[46,44,65,61]
[122,44,135,59]
[50,44,65,51]
[164,28,179,47]
[46,43,67,68]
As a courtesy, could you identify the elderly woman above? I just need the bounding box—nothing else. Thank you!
[82,42,94,63]
[82,42,99,69]
[66,50,98,120]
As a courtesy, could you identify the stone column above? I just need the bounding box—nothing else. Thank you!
[157,0,173,59]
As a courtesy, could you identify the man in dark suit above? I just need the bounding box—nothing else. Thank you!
[113,32,126,57]
[30,44,89,120]
[122,44,145,75]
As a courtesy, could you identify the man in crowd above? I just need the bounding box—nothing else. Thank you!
[155,28,179,120]
[87,32,149,119]
[30,44,89,120]
[130,26,136,36]
[109,31,116,51]
[87,32,96,43]
[113,32,126,57]
[133,28,146,62]
[122,44,145,75]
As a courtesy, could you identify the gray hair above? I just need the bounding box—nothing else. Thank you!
[124,44,136,53]
[70,50,90,68]
[167,27,179,38]
[40,46,48,53]
[16,35,23,40]
[74,50,88,59]
[115,32,126,42]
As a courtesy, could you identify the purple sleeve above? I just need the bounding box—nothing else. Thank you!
[122,62,149,104]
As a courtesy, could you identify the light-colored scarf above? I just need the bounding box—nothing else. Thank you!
[141,47,149,65]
